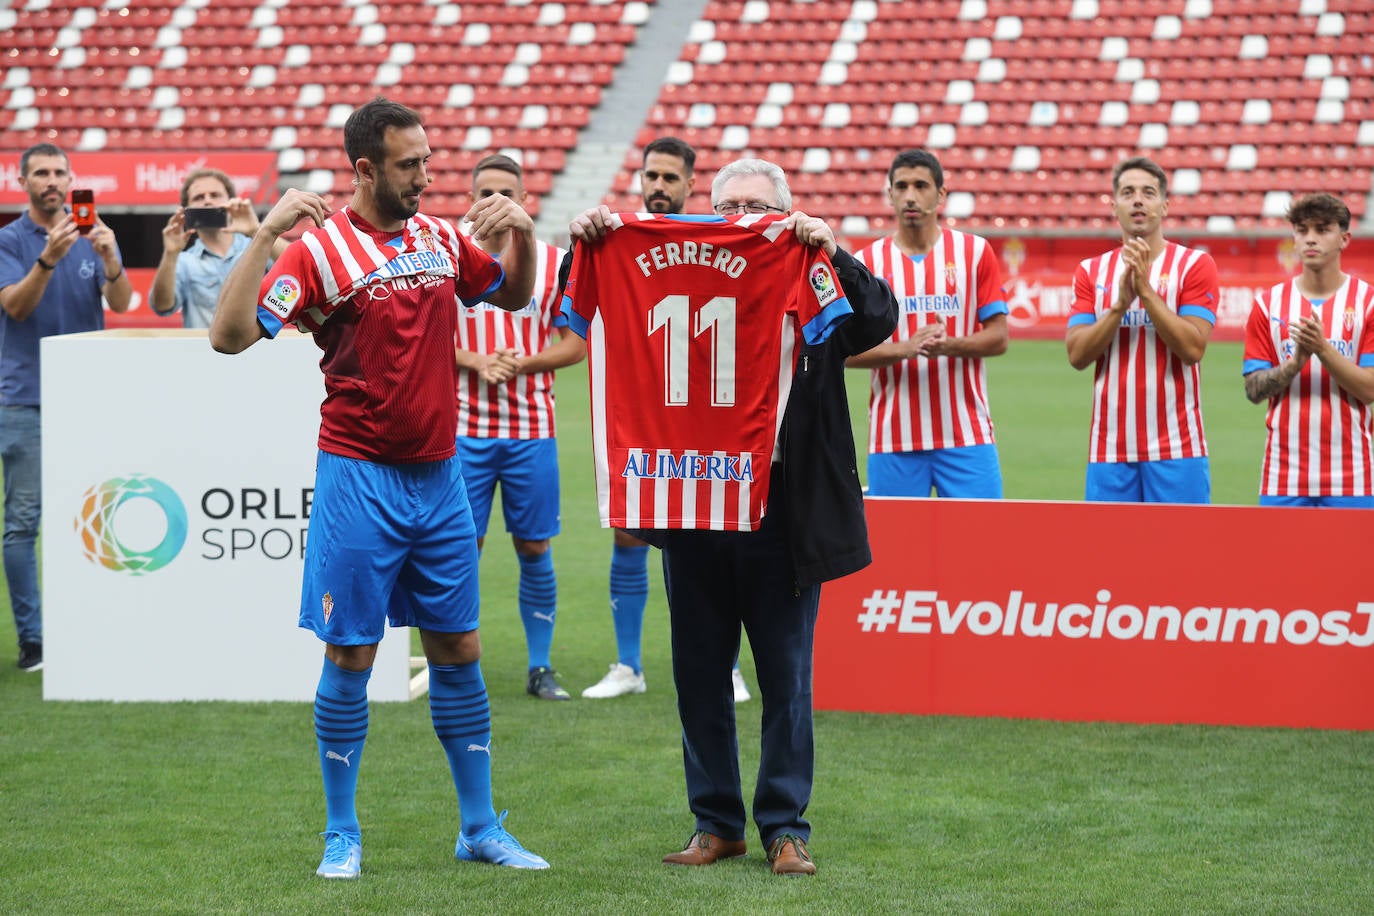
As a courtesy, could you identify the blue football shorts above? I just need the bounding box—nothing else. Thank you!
[867,444,1003,499]
[298,449,481,645]
[1259,494,1374,509]
[455,436,561,541]
[1085,457,1210,504]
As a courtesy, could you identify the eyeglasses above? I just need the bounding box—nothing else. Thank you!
[713,201,786,215]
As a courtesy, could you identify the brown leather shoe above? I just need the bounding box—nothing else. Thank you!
[767,833,817,876]
[662,830,747,866]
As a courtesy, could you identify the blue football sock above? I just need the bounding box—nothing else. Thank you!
[609,543,649,673]
[517,549,557,670]
[314,657,371,837]
[429,661,496,835]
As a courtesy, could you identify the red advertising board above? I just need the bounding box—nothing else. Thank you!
[103,268,179,329]
[0,151,278,208]
[815,498,1374,729]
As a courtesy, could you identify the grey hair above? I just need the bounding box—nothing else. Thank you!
[710,158,792,211]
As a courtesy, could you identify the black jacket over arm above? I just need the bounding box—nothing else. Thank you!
[779,247,898,587]
[624,247,897,586]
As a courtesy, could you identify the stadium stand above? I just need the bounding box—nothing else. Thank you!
[2,0,1372,237]
[605,0,1374,235]
[1,0,653,221]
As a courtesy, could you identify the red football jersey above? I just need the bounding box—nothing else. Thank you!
[1069,241,1219,462]
[455,239,568,439]
[257,207,503,463]
[1243,275,1374,496]
[562,213,853,531]
[855,230,1008,452]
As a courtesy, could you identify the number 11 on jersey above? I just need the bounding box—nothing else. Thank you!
[648,294,737,408]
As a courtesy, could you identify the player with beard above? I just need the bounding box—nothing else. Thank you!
[211,97,549,878]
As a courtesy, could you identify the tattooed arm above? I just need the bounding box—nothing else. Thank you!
[1244,314,1317,403]
[1244,356,1307,403]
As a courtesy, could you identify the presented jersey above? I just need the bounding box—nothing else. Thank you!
[562,212,853,531]
[1069,241,1219,462]
[256,207,504,464]
[456,239,568,439]
[1242,275,1374,497]
[855,230,1008,452]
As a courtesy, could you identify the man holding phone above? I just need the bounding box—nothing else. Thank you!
[150,168,286,328]
[0,142,132,672]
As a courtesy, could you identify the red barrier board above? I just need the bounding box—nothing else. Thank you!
[815,498,1374,729]
[0,152,278,207]
[103,268,180,329]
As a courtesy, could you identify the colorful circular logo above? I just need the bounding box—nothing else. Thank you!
[73,476,188,574]
[810,264,835,295]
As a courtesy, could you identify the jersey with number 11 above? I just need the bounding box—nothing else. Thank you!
[561,212,853,531]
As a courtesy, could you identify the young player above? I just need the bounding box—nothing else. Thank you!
[1242,192,1374,506]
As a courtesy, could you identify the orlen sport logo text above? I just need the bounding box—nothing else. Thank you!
[75,476,188,574]
[198,486,314,561]
[855,588,1374,648]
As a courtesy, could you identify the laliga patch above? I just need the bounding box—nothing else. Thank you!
[809,262,838,307]
[262,274,301,319]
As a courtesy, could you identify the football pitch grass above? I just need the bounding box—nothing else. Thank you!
[3,340,1371,913]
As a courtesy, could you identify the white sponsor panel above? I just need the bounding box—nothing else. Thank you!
[41,330,414,701]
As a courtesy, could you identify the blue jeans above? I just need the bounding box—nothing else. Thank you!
[661,478,818,848]
[0,405,41,646]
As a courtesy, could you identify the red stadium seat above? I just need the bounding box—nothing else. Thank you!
[0,0,1357,236]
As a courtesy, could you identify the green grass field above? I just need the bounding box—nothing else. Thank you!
[3,340,1371,914]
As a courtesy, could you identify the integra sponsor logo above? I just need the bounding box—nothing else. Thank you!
[621,451,754,482]
[854,587,1374,647]
[903,294,961,315]
[362,250,453,283]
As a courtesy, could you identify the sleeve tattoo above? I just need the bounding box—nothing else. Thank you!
[1244,359,1303,404]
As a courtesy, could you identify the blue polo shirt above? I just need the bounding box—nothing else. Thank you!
[0,211,109,405]
[165,232,256,329]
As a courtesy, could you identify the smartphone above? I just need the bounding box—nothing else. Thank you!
[184,207,229,231]
[72,189,95,235]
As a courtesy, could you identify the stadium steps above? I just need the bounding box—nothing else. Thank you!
[533,0,712,241]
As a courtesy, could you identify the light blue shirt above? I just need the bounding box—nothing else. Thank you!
[166,233,258,329]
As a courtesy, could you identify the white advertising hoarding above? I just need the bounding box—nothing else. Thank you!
[41,329,415,701]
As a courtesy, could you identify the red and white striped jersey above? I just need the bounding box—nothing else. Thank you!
[562,212,853,532]
[1069,241,1219,462]
[455,239,568,439]
[1243,275,1374,496]
[854,230,1008,452]
[256,207,503,464]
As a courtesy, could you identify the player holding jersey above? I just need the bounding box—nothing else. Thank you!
[455,154,585,701]
[210,98,549,878]
[1242,192,1374,506]
[850,149,1009,498]
[1066,157,1219,503]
